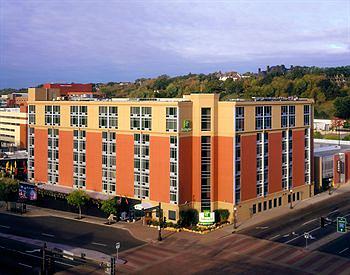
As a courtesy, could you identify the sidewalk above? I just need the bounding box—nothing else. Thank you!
[204,183,350,240]
[0,203,173,244]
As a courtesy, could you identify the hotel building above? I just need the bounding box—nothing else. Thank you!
[27,87,313,222]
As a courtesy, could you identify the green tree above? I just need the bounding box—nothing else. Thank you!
[0,178,19,210]
[101,198,118,223]
[334,96,350,119]
[66,189,90,219]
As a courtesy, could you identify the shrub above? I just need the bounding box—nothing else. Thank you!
[214,209,230,223]
[313,131,323,139]
[343,135,350,141]
[179,208,199,227]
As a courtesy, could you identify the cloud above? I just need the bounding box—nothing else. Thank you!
[0,0,349,88]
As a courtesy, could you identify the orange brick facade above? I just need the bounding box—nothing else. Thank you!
[28,92,313,221]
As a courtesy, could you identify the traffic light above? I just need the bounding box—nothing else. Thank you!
[110,257,116,275]
[337,217,347,233]
[320,217,325,228]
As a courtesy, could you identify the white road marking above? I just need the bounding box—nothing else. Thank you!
[283,233,290,238]
[18,263,32,268]
[56,261,75,267]
[41,233,55,237]
[328,209,339,215]
[255,226,269,230]
[339,247,349,254]
[302,218,318,226]
[25,249,41,253]
[0,225,10,229]
[91,242,107,247]
[284,227,321,244]
[269,234,281,240]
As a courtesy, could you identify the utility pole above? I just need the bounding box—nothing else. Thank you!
[289,189,293,209]
[158,202,162,241]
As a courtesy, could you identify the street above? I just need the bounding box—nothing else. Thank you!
[0,212,144,274]
[239,191,350,257]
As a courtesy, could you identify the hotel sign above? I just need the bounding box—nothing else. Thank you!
[199,211,215,225]
[181,119,192,132]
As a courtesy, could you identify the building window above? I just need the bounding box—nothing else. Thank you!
[201,108,211,131]
[48,128,59,184]
[70,106,88,127]
[235,107,244,132]
[99,106,118,129]
[281,105,296,128]
[28,127,35,180]
[256,132,268,197]
[168,210,176,221]
[102,131,116,194]
[166,107,177,132]
[201,136,211,211]
[304,105,310,126]
[134,134,150,199]
[304,128,311,184]
[73,130,86,188]
[255,106,271,130]
[130,107,152,131]
[235,135,241,204]
[170,136,178,204]
[28,105,36,125]
[45,105,60,126]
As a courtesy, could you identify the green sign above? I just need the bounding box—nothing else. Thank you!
[199,211,215,225]
[181,119,192,132]
[337,217,347,233]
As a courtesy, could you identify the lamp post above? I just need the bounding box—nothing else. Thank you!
[289,189,293,209]
[233,206,238,231]
[328,178,332,195]
[158,202,162,241]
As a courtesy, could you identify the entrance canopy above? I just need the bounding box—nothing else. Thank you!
[134,202,153,211]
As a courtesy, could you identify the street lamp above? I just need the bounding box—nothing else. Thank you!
[158,202,162,241]
[233,206,238,231]
[289,189,293,209]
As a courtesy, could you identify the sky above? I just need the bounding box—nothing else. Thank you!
[0,0,349,88]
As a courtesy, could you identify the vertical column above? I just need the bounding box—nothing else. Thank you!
[241,134,257,201]
[58,130,73,187]
[34,128,48,183]
[292,129,305,187]
[268,131,282,193]
[150,136,170,203]
[116,134,134,197]
[86,131,102,192]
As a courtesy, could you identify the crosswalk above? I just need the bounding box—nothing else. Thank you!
[118,233,350,274]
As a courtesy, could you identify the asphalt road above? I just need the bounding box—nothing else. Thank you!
[0,213,144,255]
[239,191,350,252]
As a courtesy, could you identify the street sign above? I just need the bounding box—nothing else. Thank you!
[115,242,120,250]
[304,232,310,239]
[337,217,347,233]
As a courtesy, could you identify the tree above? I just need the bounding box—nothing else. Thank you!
[334,96,350,119]
[0,177,19,210]
[66,189,89,219]
[101,198,118,223]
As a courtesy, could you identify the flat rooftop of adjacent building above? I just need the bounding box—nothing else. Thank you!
[314,139,350,157]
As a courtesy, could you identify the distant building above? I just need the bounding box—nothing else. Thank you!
[27,89,313,222]
[0,106,27,149]
[314,119,332,131]
[43,83,94,96]
[217,71,250,81]
[314,139,350,193]
[5,93,28,108]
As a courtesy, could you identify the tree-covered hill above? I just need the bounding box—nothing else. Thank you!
[2,65,350,119]
[96,66,350,119]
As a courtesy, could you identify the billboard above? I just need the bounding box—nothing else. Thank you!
[19,183,38,201]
